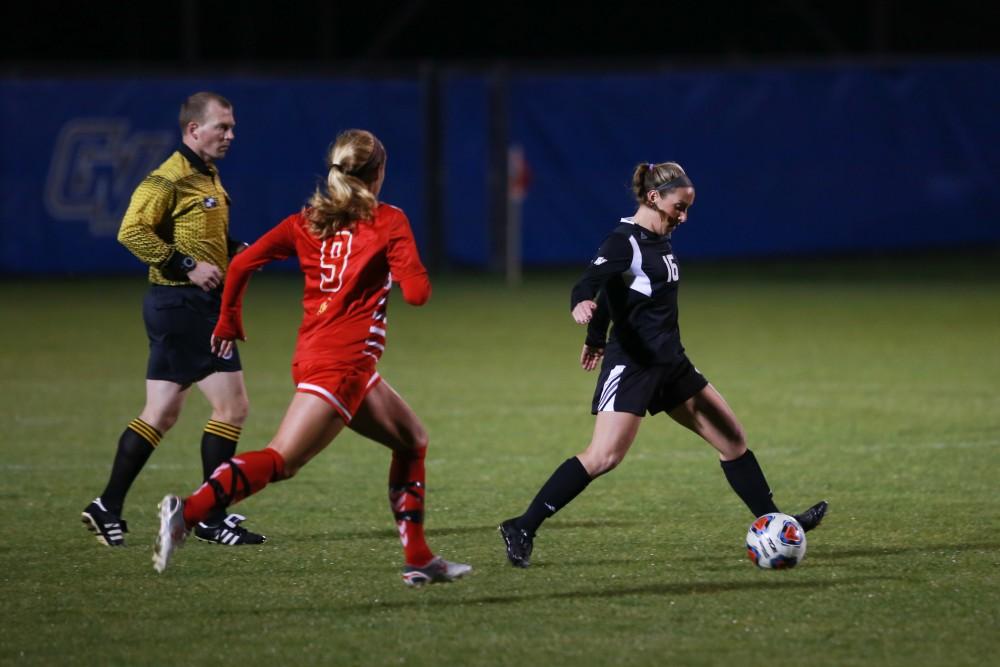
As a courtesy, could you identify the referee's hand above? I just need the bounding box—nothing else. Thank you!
[189,261,223,291]
[572,299,597,324]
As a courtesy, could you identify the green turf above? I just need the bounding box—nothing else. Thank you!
[2,254,998,666]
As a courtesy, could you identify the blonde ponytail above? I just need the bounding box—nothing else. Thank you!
[306,129,386,238]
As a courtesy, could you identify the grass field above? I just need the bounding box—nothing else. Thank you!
[2,253,998,666]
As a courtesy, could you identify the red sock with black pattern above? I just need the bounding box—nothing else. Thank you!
[389,447,434,567]
[182,448,285,528]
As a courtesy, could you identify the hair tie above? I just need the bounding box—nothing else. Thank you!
[331,163,344,173]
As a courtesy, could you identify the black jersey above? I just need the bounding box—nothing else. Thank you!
[570,218,684,365]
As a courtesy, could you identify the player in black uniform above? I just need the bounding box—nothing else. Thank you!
[499,161,827,568]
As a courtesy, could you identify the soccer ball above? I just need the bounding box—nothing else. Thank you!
[745,513,806,569]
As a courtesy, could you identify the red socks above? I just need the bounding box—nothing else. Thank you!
[180,444,433,568]
[183,448,285,527]
[389,448,434,567]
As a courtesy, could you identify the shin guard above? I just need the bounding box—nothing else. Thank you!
[389,448,434,567]
[183,448,285,527]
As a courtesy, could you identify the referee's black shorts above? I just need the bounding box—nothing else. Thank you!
[142,284,241,385]
[590,348,708,417]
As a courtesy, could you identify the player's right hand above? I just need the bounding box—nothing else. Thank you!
[210,335,234,359]
[572,299,598,324]
[580,344,604,371]
[188,261,223,291]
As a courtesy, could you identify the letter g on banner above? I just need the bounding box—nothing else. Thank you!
[44,118,172,236]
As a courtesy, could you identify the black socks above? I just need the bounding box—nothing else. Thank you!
[720,449,780,517]
[201,420,241,480]
[200,420,242,524]
[517,457,592,534]
[514,448,778,537]
[100,419,161,514]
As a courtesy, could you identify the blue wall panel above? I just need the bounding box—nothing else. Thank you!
[0,78,424,273]
[509,60,1000,262]
[1,59,997,273]
[442,75,490,267]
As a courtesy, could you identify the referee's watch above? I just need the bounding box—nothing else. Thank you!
[160,250,198,281]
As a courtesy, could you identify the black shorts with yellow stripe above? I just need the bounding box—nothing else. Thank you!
[142,284,241,385]
[590,348,708,417]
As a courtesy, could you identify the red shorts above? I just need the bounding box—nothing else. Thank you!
[292,363,381,423]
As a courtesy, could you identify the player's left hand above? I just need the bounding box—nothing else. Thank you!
[211,335,235,359]
[572,300,598,324]
[580,344,604,371]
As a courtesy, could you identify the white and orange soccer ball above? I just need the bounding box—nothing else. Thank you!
[745,513,807,569]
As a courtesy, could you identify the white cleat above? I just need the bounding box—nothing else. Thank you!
[152,495,188,573]
[402,556,472,587]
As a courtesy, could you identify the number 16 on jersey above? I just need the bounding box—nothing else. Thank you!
[663,254,679,282]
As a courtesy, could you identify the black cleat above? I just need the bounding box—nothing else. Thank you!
[194,513,266,545]
[794,500,829,532]
[499,518,534,568]
[81,497,128,547]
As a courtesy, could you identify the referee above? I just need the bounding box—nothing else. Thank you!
[82,92,264,547]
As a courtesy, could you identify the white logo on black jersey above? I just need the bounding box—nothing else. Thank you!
[593,257,607,265]
[598,365,627,412]
[663,254,679,282]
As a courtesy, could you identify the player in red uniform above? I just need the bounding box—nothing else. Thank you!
[152,129,471,586]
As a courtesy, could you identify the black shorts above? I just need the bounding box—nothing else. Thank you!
[590,350,708,417]
[142,285,241,385]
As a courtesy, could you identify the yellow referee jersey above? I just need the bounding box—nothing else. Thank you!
[117,144,231,286]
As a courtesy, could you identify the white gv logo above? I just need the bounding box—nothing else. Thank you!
[44,118,173,236]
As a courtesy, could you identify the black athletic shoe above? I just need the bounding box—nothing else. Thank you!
[81,497,129,547]
[794,500,829,532]
[194,513,266,545]
[499,518,534,568]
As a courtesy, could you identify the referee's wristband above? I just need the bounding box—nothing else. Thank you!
[160,251,197,280]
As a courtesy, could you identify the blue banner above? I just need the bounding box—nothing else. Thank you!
[2,59,998,273]
[509,59,1000,262]
[0,78,424,273]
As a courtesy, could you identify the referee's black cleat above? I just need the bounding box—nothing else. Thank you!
[194,513,266,546]
[81,497,128,547]
[499,518,534,568]
[794,500,829,532]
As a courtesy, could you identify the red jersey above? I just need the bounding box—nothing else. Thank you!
[215,203,430,370]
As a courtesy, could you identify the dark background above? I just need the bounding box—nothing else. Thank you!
[4,1,998,68]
